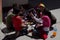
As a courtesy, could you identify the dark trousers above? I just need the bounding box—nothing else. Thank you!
[2,28,28,40]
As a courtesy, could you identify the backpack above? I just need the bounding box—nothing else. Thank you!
[43,10,57,25]
[50,13,57,25]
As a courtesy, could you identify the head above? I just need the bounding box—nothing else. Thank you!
[12,3,19,10]
[36,8,40,14]
[19,5,25,14]
[29,9,34,13]
[13,7,20,15]
[19,5,24,10]
[19,13,24,19]
[38,3,45,11]
[35,8,41,18]
[28,9,33,17]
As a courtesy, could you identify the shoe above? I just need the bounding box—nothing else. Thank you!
[50,27,53,31]
[50,32,56,38]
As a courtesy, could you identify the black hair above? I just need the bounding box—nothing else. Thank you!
[28,8,35,13]
[19,5,23,9]
[13,8,20,15]
[36,8,41,14]
[12,3,17,9]
[19,13,24,16]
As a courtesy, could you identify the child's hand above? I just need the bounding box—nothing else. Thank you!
[36,24,42,28]
[30,13,34,17]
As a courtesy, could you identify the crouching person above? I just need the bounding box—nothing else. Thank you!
[41,12,51,40]
[30,11,51,40]
[1,3,19,34]
[12,8,28,37]
[2,8,28,40]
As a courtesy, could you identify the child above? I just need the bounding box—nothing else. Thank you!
[41,12,51,40]
[12,7,28,36]
[30,11,51,40]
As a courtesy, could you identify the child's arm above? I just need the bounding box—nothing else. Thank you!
[15,31,20,37]
[32,16,43,23]
[30,13,43,23]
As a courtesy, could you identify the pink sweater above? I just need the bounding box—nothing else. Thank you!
[42,15,51,27]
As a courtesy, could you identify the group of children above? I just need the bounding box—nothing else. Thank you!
[2,3,57,40]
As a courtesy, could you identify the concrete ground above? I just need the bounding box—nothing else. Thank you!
[0,8,60,40]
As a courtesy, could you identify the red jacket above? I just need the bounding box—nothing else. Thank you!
[12,15,22,31]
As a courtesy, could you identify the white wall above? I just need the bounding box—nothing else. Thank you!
[2,0,28,7]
